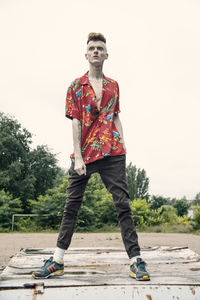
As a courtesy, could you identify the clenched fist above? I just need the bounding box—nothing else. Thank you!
[74,157,87,176]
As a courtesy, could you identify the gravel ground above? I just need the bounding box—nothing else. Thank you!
[0,232,200,272]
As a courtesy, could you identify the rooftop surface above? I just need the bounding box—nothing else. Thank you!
[0,246,200,299]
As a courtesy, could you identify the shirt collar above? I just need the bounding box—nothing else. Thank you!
[79,71,112,85]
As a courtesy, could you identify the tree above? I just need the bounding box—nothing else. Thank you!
[29,145,60,199]
[0,112,63,212]
[0,113,32,171]
[150,195,171,210]
[173,199,189,217]
[126,163,149,200]
[0,113,35,210]
[193,193,200,206]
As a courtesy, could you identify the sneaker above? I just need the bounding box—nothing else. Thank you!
[32,256,64,279]
[130,257,150,281]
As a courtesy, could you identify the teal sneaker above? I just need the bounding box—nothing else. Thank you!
[130,257,150,281]
[32,256,64,279]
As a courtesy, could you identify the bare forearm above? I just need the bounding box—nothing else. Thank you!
[72,118,86,175]
[72,118,82,159]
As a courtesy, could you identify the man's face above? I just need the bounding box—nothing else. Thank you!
[85,40,108,67]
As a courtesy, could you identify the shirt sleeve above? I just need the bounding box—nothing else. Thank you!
[65,83,81,120]
[114,82,120,115]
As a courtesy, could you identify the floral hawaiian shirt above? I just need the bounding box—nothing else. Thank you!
[65,71,126,164]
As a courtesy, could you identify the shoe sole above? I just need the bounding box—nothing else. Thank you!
[32,270,64,279]
[130,273,150,281]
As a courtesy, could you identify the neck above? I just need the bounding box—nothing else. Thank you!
[88,64,103,80]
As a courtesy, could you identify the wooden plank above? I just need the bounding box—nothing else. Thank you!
[1,285,200,300]
[0,246,200,288]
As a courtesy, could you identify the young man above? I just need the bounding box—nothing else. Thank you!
[32,33,150,281]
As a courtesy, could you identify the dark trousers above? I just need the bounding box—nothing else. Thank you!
[56,154,140,258]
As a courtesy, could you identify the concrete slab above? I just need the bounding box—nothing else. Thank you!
[0,246,200,299]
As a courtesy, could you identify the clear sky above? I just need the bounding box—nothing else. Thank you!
[1,0,200,199]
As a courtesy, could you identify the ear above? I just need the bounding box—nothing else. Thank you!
[105,53,109,60]
[85,53,88,60]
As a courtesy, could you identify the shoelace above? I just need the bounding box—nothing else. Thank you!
[43,257,53,267]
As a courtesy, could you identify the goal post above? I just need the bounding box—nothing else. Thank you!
[11,214,50,231]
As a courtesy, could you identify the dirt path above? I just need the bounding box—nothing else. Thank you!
[0,232,200,271]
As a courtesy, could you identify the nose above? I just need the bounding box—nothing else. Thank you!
[94,48,98,54]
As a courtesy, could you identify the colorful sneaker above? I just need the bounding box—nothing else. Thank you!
[32,256,64,279]
[130,257,150,281]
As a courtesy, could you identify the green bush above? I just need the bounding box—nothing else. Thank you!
[193,206,200,229]
[0,190,22,229]
[130,199,151,226]
[158,205,178,224]
[14,216,40,232]
[78,174,117,230]
[30,176,69,229]
[177,215,190,225]
[130,198,162,227]
[94,189,117,227]
[76,205,96,231]
[147,211,161,226]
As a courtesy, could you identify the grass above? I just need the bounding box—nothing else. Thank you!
[137,224,200,235]
[76,224,121,233]
[1,223,200,235]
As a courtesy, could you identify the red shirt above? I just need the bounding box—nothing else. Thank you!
[65,71,126,164]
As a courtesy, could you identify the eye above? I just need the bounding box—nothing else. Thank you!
[97,47,104,51]
[89,47,95,51]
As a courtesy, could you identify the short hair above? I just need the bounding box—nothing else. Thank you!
[87,32,106,44]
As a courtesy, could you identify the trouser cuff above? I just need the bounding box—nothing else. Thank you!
[128,251,141,259]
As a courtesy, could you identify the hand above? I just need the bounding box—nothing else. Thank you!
[74,157,87,176]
